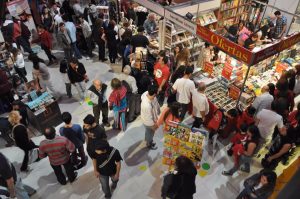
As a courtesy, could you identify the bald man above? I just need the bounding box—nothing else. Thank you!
[252,85,274,115]
[192,82,209,128]
[86,80,110,127]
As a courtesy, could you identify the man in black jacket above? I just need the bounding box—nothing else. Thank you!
[86,80,110,127]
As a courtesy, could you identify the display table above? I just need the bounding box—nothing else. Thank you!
[24,91,62,133]
[26,100,62,133]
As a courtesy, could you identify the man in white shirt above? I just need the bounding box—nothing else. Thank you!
[118,65,139,122]
[141,85,160,150]
[172,66,195,120]
[192,82,209,128]
[252,85,274,115]
[78,15,93,59]
[256,101,286,143]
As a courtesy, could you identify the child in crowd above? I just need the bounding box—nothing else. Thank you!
[228,123,248,156]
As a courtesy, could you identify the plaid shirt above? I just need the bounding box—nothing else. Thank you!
[275,16,287,37]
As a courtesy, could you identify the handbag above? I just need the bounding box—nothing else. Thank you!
[28,148,39,165]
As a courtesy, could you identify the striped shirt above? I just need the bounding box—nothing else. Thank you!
[39,136,75,166]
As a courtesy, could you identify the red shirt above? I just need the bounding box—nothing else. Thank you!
[236,111,255,129]
[39,30,52,49]
[231,133,248,145]
[154,63,170,87]
[13,22,21,41]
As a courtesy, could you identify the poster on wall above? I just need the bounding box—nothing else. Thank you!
[6,0,36,35]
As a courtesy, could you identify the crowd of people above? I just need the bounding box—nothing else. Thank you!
[0,1,299,199]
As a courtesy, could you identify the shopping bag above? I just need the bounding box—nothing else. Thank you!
[28,148,39,165]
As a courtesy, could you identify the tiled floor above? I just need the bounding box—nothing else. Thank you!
[0,49,298,199]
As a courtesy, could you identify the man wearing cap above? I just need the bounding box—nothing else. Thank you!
[83,114,107,158]
[86,80,110,127]
[91,140,122,199]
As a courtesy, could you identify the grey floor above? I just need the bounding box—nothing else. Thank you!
[0,49,298,199]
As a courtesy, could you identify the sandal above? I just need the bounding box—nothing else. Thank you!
[222,171,232,176]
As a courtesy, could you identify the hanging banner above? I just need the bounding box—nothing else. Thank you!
[251,32,300,65]
[134,0,165,16]
[165,9,197,34]
[196,25,253,65]
[6,0,36,33]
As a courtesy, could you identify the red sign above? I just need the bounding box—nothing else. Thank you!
[252,32,300,65]
[222,63,233,80]
[203,62,214,75]
[196,25,253,65]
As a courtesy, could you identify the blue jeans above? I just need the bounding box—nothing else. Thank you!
[15,176,30,199]
[99,174,118,198]
[227,155,252,175]
[71,42,82,59]
[144,125,155,146]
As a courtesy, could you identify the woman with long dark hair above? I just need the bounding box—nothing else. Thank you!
[157,102,181,132]
[161,156,197,199]
[222,125,260,176]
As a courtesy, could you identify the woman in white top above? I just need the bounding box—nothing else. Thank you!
[11,47,27,82]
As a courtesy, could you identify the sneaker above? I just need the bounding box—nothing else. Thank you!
[69,172,78,183]
[86,57,90,60]
[147,142,157,150]
[47,60,54,66]
[103,122,111,127]
[221,171,232,176]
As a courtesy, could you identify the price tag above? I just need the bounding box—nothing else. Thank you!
[222,63,233,80]
[236,69,243,81]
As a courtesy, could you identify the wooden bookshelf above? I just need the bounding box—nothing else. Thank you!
[217,0,252,29]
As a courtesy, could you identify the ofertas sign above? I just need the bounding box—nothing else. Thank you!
[134,0,165,16]
[197,25,253,65]
[165,10,197,34]
[251,32,300,65]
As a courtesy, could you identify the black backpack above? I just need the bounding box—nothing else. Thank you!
[62,127,83,147]
[121,80,132,94]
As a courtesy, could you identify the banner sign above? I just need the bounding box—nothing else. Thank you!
[165,10,197,34]
[251,32,300,65]
[134,0,165,16]
[196,25,253,65]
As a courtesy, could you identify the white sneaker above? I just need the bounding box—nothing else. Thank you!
[86,57,90,60]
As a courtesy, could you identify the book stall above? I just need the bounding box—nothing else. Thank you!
[162,121,207,169]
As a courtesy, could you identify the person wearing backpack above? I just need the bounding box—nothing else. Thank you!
[59,59,72,98]
[118,65,139,123]
[91,140,122,199]
[161,156,197,199]
[86,80,110,127]
[108,78,127,131]
[59,112,87,169]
